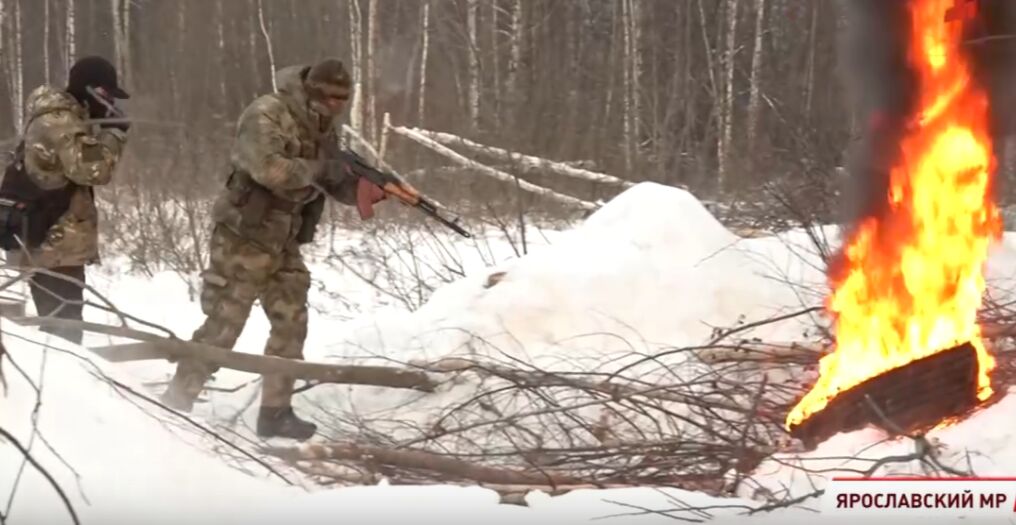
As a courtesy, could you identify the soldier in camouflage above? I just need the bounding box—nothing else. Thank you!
[1,56,129,344]
[161,58,386,441]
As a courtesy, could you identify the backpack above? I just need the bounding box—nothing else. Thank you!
[0,142,77,251]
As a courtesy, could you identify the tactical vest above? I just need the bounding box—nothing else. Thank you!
[226,169,326,245]
[0,142,79,250]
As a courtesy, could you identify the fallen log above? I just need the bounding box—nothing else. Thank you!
[10,316,167,342]
[403,126,634,188]
[265,442,581,486]
[90,340,438,392]
[388,125,598,211]
[5,316,438,392]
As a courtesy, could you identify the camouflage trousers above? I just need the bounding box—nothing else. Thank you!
[167,225,310,409]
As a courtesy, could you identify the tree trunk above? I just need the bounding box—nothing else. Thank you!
[804,0,818,118]
[122,0,131,88]
[417,1,430,126]
[718,0,739,193]
[507,0,522,127]
[349,0,364,133]
[467,0,480,130]
[746,0,767,158]
[112,0,121,76]
[12,0,23,132]
[621,0,633,173]
[111,0,130,88]
[0,0,5,132]
[66,0,76,69]
[490,0,500,121]
[630,0,642,154]
[365,0,379,144]
[256,0,277,91]
[215,0,227,102]
[43,0,51,84]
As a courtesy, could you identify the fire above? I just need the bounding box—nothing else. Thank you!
[786,0,1001,430]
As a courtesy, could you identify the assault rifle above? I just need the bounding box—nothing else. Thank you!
[332,149,472,238]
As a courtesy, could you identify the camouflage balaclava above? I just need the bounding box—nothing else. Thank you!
[304,58,352,120]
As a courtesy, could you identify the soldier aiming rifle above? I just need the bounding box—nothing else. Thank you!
[161,58,468,440]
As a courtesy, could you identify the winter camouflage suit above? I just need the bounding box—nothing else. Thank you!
[163,64,364,422]
[15,86,126,267]
[6,85,127,342]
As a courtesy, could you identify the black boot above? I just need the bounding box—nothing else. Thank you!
[256,406,317,441]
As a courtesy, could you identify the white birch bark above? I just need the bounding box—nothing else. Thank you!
[66,0,76,68]
[365,0,379,144]
[43,0,51,84]
[467,0,480,130]
[122,0,131,87]
[630,0,641,147]
[349,0,364,133]
[12,0,23,131]
[0,0,6,132]
[389,125,598,211]
[413,127,634,188]
[490,1,500,119]
[256,0,277,91]
[746,0,766,156]
[507,0,522,109]
[717,0,739,192]
[215,0,227,101]
[804,1,818,117]
[417,1,430,126]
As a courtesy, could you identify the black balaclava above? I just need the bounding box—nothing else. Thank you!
[66,56,130,119]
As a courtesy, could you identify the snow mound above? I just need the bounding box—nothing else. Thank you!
[327,182,827,363]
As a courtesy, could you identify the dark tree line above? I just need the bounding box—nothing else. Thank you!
[0,0,852,198]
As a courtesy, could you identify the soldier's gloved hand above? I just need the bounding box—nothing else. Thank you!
[97,127,128,151]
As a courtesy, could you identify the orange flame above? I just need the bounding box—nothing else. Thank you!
[786,0,1001,431]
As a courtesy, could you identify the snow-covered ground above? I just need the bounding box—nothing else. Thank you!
[2,182,1016,523]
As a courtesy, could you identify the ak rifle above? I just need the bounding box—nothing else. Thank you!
[334,149,472,238]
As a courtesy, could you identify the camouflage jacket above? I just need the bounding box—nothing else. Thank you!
[211,65,358,254]
[10,85,127,269]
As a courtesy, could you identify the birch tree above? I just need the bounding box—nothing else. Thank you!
[111,0,132,88]
[256,0,277,91]
[348,0,364,133]
[717,0,739,191]
[489,1,501,120]
[215,0,227,101]
[621,0,642,173]
[621,0,633,172]
[66,0,76,70]
[12,0,23,132]
[746,0,767,157]
[44,0,51,84]
[467,0,480,130]
[506,0,522,123]
[0,0,6,132]
[417,1,430,126]
[365,0,379,144]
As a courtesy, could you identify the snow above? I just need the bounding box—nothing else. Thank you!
[2,181,1016,522]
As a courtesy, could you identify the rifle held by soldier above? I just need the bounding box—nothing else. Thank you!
[331,149,472,238]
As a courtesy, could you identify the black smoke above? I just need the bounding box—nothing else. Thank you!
[832,0,1016,277]
[836,0,918,230]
